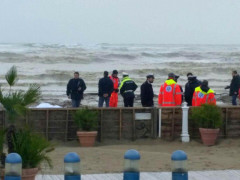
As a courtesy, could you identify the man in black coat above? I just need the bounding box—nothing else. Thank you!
[98,71,114,107]
[67,72,87,107]
[225,70,240,105]
[184,72,201,106]
[141,74,154,107]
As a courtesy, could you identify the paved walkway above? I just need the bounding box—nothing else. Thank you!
[36,170,240,180]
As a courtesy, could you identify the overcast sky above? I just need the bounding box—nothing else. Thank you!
[0,0,240,44]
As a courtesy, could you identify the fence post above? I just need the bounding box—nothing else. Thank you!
[158,108,162,138]
[181,102,190,142]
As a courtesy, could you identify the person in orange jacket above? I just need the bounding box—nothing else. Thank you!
[109,70,120,107]
[192,80,216,106]
[158,73,182,106]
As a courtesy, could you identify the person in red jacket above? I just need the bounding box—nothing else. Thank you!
[158,73,182,106]
[109,70,120,107]
[192,80,216,106]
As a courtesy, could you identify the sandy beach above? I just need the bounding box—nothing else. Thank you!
[41,138,240,175]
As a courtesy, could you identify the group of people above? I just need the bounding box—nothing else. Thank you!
[97,70,138,107]
[66,70,240,108]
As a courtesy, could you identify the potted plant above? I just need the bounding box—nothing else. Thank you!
[191,103,223,146]
[11,128,54,180]
[0,66,41,153]
[73,108,98,147]
[0,66,42,179]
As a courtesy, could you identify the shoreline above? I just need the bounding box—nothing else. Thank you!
[35,93,233,108]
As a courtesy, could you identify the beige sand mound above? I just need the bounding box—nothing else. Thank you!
[41,138,240,174]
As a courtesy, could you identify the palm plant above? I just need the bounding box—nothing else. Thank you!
[0,66,41,123]
[12,128,54,169]
[73,108,98,131]
[0,66,41,154]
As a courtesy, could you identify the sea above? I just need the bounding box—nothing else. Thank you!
[0,43,239,106]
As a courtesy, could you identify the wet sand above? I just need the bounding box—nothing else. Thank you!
[41,138,240,174]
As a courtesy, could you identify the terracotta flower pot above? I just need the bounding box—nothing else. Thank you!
[77,131,97,147]
[22,168,39,180]
[199,128,220,146]
[0,168,38,180]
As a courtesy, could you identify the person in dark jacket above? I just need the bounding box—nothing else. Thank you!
[119,73,138,107]
[225,70,240,105]
[184,72,201,106]
[66,72,86,107]
[141,74,154,107]
[98,71,114,107]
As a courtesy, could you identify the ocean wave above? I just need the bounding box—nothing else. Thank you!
[103,53,137,59]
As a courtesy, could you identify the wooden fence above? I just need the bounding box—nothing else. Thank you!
[0,106,239,141]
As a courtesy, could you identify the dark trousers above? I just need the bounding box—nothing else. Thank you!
[142,104,154,107]
[72,99,81,107]
[232,94,238,105]
[124,96,134,107]
[99,97,110,107]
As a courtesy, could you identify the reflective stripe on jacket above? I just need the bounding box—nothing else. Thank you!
[192,86,216,106]
[158,79,182,106]
[119,76,138,95]
[110,76,119,90]
[109,75,119,107]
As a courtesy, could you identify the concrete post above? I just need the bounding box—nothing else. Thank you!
[123,149,140,180]
[171,150,188,180]
[181,102,190,142]
[5,153,22,180]
[64,152,81,180]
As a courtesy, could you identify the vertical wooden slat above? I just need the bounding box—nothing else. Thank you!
[151,108,154,138]
[46,110,49,140]
[65,109,69,142]
[225,108,228,137]
[119,109,122,140]
[158,108,162,138]
[172,108,175,140]
[132,109,136,141]
[100,109,103,142]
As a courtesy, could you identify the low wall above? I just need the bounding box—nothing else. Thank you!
[0,106,239,141]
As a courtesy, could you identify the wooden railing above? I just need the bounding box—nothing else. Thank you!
[0,106,239,141]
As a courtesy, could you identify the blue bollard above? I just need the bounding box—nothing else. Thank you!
[64,152,81,180]
[5,153,22,180]
[123,149,140,180]
[171,150,188,180]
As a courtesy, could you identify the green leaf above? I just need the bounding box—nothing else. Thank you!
[23,84,41,106]
[5,66,18,87]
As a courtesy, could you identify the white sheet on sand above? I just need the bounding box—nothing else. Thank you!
[34,103,62,108]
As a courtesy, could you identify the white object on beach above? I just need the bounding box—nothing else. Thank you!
[181,102,190,142]
[35,103,62,108]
